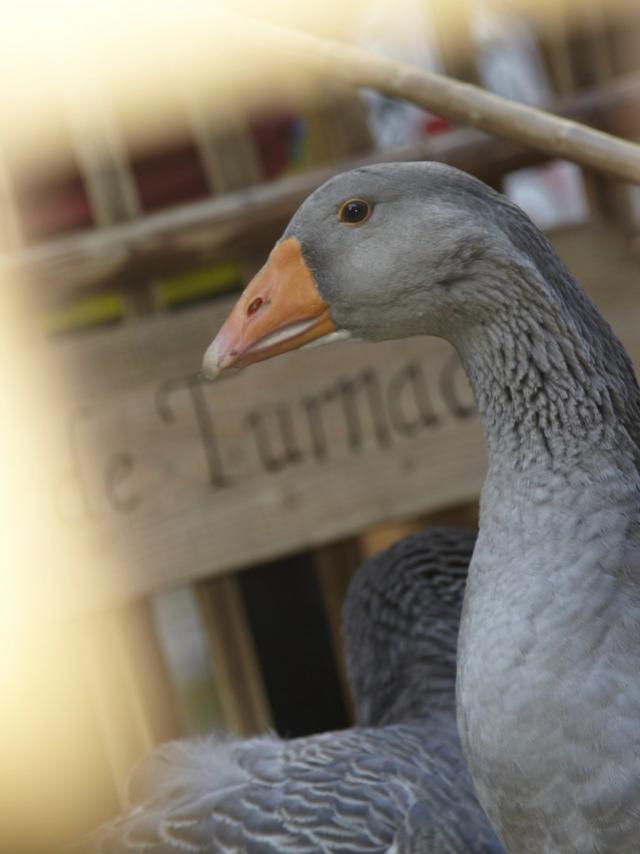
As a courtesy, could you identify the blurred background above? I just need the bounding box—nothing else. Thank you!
[2,1,640,850]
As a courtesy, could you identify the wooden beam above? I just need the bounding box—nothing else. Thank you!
[5,76,640,306]
[75,176,179,813]
[232,15,640,183]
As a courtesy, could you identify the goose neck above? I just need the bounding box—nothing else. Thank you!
[452,264,640,473]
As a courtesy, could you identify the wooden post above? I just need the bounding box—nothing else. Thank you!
[429,0,479,85]
[184,257,274,738]
[313,539,362,721]
[541,1,575,97]
[65,97,141,228]
[73,136,179,806]
[196,574,272,735]
[181,85,263,194]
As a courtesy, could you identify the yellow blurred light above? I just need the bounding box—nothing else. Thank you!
[0,0,634,161]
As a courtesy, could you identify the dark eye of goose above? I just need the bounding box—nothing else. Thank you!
[338,198,371,225]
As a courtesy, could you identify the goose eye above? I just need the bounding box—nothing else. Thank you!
[338,199,371,225]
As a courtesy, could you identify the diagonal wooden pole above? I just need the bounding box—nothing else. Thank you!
[233,15,640,184]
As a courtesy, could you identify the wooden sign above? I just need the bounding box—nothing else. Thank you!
[47,225,640,611]
[49,307,484,609]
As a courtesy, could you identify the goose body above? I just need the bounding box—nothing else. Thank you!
[81,529,501,852]
[204,161,640,852]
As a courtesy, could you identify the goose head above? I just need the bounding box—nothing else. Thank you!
[203,161,534,378]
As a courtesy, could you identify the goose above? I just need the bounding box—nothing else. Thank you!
[203,161,640,853]
[79,527,501,852]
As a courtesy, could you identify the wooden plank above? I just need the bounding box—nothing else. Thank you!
[140,151,273,735]
[429,0,479,84]
[591,6,640,231]
[40,224,640,615]
[313,539,362,720]
[579,0,614,84]
[5,75,640,307]
[605,2,640,77]
[65,99,141,227]
[46,316,484,613]
[542,0,576,97]
[181,86,263,194]
[73,176,180,810]
[196,574,272,735]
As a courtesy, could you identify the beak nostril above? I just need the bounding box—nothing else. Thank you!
[247,297,263,316]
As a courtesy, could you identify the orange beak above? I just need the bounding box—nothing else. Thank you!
[202,237,337,379]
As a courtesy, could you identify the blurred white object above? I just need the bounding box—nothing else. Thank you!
[472,7,585,232]
[353,0,445,147]
[472,2,552,106]
[503,160,589,230]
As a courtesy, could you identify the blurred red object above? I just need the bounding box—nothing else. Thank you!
[422,114,451,135]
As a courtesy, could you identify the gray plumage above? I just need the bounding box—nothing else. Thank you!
[78,528,502,853]
[278,162,640,852]
[344,529,473,728]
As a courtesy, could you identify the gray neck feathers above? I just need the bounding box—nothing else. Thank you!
[452,202,640,471]
[342,528,476,727]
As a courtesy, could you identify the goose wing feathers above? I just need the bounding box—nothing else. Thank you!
[83,722,501,853]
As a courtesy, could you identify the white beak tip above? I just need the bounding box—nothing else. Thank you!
[202,340,222,381]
